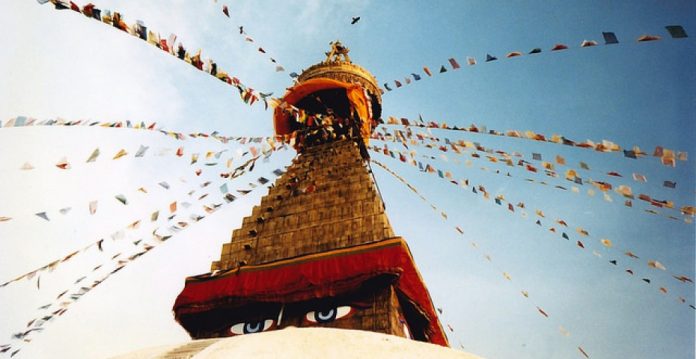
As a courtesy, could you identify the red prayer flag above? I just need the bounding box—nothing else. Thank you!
[448,58,460,69]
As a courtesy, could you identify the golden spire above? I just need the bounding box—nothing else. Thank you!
[324,40,352,63]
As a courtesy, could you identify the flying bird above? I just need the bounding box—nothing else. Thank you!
[351,16,360,24]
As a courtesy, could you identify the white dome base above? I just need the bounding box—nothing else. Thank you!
[111,327,484,359]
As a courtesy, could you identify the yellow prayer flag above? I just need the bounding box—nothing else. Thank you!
[113,149,128,160]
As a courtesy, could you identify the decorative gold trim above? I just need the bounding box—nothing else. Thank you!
[297,41,382,104]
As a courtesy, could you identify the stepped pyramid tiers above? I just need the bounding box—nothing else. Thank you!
[173,42,447,346]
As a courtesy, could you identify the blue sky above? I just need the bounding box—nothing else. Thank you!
[0,1,694,358]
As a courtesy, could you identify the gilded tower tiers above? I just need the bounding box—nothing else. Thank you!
[173,43,448,346]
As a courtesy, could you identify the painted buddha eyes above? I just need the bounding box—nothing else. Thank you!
[305,306,353,323]
[228,306,353,335]
[229,319,275,335]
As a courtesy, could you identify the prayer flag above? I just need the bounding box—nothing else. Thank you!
[89,200,98,215]
[423,66,432,76]
[625,251,639,259]
[20,162,34,170]
[578,347,590,359]
[637,34,661,42]
[466,57,476,65]
[411,73,421,81]
[551,44,568,51]
[86,148,100,162]
[485,54,497,62]
[56,157,70,169]
[439,65,447,73]
[665,25,688,38]
[448,58,460,69]
[603,32,619,44]
[673,275,693,283]
[580,40,598,47]
[115,194,128,205]
[648,260,666,271]
[383,83,392,91]
[632,173,647,182]
[36,212,49,221]
[506,51,522,58]
[113,149,127,159]
[663,180,676,189]
[600,239,613,248]
[135,145,148,157]
[529,48,541,54]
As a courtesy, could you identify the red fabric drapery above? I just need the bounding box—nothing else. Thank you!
[173,237,447,346]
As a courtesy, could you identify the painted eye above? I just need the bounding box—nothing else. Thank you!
[229,319,274,335]
[305,306,353,323]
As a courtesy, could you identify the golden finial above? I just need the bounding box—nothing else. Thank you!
[324,40,351,63]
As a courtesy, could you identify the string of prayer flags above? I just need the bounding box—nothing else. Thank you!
[215,2,286,74]
[34,0,265,108]
[370,146,695,299]
[381,25,688,94]
[373,130,691,221]
[0,149,284,292]
[380,118,688,167]
[0,117,283,152]
[2,161,287,348]
[371,157,590,352]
